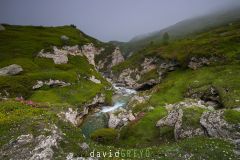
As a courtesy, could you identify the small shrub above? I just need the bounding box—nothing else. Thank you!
[70,24,77,28]
[90,128,118,145]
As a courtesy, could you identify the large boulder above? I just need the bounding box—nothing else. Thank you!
[200,110,240,139]
[108,109,136,129]
[156,108,205,140]
[156,99,214,140]
[0,64,23,76]
[108,114,121,128]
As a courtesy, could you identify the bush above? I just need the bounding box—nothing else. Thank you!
[70,24,77,28]
[90,128,118,145]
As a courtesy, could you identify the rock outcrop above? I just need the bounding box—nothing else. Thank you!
[38,44,103,65]
[108,109,135,129]
[185,85,222,108]
[89,76,101,84]
[32,79,71,90]
[81,43,103,66]
[114,59,179,89]
[58,94,106,127]
[38,47,70,64]
[111,47,124,67]
[200,110,240,139]
[0,64,23,76]
[127,94,150,108]
[0,125,63,160]
[118,68,139,88]
[156,109,205,140]
[58,108,83,126]
[188,56,224,70]
[156,99,215,140]
[141,58,157,74]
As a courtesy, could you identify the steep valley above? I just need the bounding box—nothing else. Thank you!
[0,20,240,160]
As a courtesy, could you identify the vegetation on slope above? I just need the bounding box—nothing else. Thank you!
[113,21,240,74]
[0,25,112,106]
[117,5,240,56]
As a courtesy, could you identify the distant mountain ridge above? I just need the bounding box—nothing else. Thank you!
[115,5,240,56]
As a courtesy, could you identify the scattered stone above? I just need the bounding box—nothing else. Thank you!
[61,35,69,40]
[164,98,215,111]
[0,64,23,76]
[89,76,101,84]
[188,56,224,70]
[79,142,89,151]
[32,79,71,90]
[188,57,210,70]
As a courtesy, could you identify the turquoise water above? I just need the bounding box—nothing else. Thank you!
[81,85,136,137]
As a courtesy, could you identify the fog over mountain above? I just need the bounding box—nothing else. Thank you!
[0,0,240,42]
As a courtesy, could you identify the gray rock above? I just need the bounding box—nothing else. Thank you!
[188,57,209,70]
[80,142,89,151]
[0,125,62,160]
[156,100,212,140]
[33,79,71,90]
[111,47,124,67]
[60,35,69,41]
[89,76,101,84]
[156,109,180,127]
[0,64,23,76]
[200,110,240,139]
[108,113,121,128]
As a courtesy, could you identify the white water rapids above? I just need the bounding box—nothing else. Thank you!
[101,84,136,113]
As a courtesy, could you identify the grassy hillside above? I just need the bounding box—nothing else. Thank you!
[0,25,112,106]
[113,21,240,73]
[0,23,240,159]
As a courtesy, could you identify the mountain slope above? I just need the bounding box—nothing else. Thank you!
[0,24,113,105]
[117,5,240,56]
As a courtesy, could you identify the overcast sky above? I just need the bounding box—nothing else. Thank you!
[0,0,239,42]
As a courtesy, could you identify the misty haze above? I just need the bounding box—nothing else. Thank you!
[0,0,240,160]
